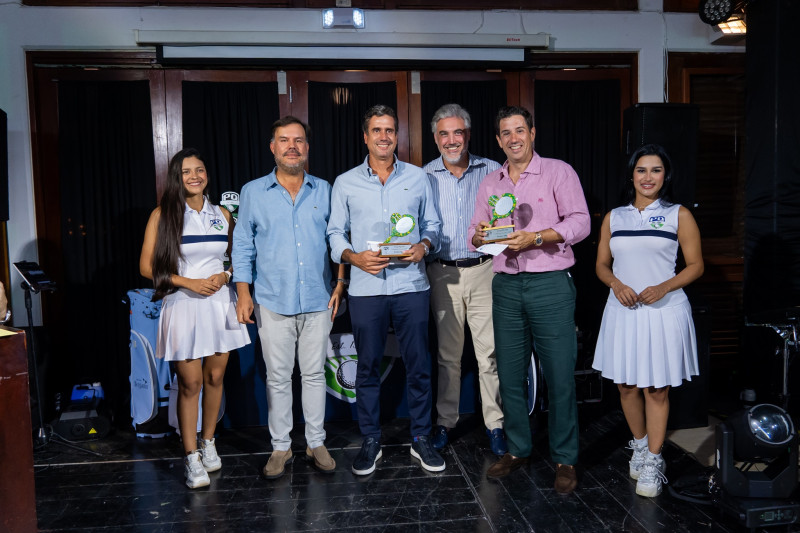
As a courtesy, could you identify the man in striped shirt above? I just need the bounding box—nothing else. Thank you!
[423,103,507,456]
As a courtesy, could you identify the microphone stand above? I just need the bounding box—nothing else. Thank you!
[21,280,101,456]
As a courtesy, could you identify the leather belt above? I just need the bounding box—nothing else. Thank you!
[435,255,491,268]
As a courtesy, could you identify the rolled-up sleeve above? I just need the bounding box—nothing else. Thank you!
[550,166,591,246]
[327,179,352,264]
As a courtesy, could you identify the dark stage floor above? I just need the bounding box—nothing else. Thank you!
[34,405,800,532]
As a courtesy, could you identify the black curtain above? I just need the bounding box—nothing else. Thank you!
[182,82,280,200]
[533,78,621,336]
[58,80,157,418]
[420,80,507,166]
[307,81,397,183]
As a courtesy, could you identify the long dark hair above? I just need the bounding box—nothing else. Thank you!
[151,148,208,301]
[621,143,674,207]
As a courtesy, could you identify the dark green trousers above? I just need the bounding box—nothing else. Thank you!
[492,270,579,465]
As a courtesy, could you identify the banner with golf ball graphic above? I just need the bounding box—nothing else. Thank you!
[324,332,400,403]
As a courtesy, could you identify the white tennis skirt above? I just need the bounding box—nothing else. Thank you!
[592,299,699,388]
[156,285,251,361]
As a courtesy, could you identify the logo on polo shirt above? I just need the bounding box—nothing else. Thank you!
[648,215,665,229]
[210,218,224,231]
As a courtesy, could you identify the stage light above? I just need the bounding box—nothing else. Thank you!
[711,404,800,529]
[699,0,736,25]
[322,8,366,29]
[730,404,794,462]
[716,15,746,34]
[699,0,749,35]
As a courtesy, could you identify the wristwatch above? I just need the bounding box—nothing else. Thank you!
[1,309,10,324]
[421,242,430,256]
[534,232,544,247]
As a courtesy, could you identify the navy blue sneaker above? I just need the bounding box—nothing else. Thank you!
[431,425,449,450]
[411,435,445,472]
[487,428,508,456]
[352,437,382,476]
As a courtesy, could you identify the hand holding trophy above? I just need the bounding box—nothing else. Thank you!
[484,193,516,242]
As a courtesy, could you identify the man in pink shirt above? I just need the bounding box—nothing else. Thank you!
[468,106,590,494]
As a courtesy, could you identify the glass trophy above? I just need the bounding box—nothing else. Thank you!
[380,213,416,257]
[484,193,516,242]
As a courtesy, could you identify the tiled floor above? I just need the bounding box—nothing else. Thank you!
[34,405,799,532]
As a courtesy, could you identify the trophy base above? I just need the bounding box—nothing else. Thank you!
[484,225,514,243]
[380,243,412,257]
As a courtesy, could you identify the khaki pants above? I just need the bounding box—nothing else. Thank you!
[428,259,503,430]
[256,305,333,451]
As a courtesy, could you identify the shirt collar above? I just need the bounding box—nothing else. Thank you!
[363,155,399,179]
[185,196,214,215]
[624,199,664,211]
[429,153,484,175]
[264,168,315,190]
[498,151,540,181]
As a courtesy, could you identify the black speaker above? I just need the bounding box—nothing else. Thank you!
[0,108,7,222]
[667,298,710,430]
[623,103,699,209]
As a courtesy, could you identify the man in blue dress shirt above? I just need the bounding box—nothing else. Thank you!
[232,116,345,480]
[327,104,444,475]
[423,104,507,456]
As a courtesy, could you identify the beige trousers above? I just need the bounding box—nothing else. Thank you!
[427,259,503,430]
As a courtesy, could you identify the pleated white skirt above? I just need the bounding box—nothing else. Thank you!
[592,299,699,388]
[156,284,251,361]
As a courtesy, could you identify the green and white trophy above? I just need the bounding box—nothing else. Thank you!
[380,213,416,257]
[484,193,516,242]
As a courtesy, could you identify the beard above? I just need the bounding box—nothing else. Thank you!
[276,152,306,174]
[440,145,466,165]
[278,161,304,173]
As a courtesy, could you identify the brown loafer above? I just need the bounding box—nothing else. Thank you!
[262,449,293,479]
[554,464,577,494]
[487,453,529,478]
[306,445,336,473]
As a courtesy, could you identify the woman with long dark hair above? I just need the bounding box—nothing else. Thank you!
[140,148,250,489]
[592,144,703,497]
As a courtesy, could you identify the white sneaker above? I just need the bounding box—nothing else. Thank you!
[184,451,211,489]
[627,439,648,480]
[635,455,667,497]
[198,437,222,472]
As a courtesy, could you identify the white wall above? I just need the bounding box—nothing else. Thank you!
[0,2,742,325]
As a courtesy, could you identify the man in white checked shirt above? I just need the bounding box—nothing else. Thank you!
[423,103,507,455]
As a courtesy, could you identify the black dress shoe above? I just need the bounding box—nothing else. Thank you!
[486,453,529,478]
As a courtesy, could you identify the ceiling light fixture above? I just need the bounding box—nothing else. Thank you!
[322,8,365,29]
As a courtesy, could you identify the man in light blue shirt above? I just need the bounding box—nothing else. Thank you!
[327,104,444,475]
[423,104,506,457]
[233,116,345,480]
